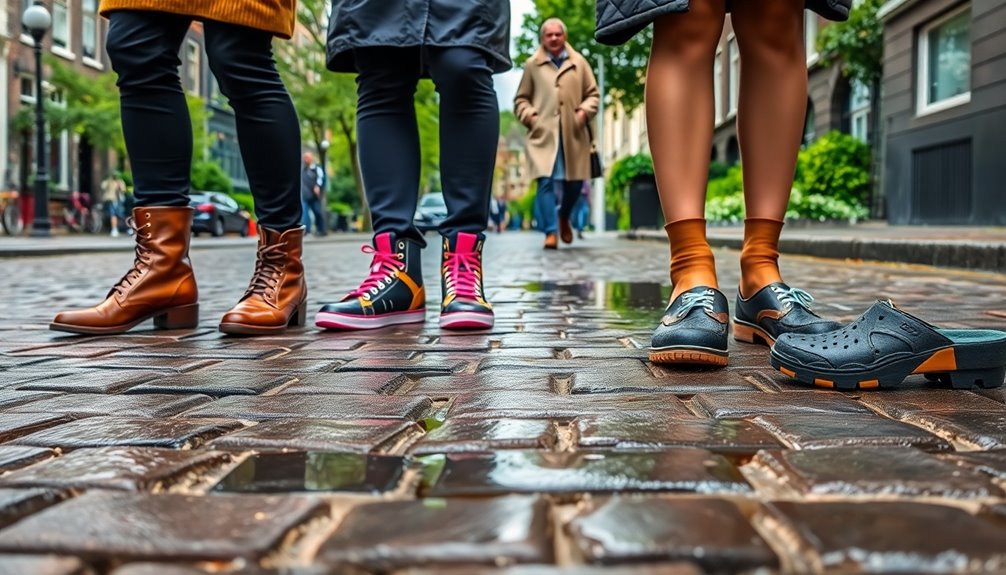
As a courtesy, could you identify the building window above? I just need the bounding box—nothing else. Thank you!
[20,0,33,36]
[805,12,819,64]
[82,0,100,60]
[727,37,739,116]
[52,0,70,52]
[185,40,201,95]
[19,76,35,103]
[849,80,870,143]
[713,50,723,124]
[918,6,971,115]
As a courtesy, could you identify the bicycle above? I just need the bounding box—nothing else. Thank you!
[63,191,103,234]
[0,190,23,236]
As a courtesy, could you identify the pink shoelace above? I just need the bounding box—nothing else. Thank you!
[348,244,405,299]
[443,249,482,300]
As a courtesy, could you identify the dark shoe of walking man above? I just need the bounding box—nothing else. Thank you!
[51,1,307,337]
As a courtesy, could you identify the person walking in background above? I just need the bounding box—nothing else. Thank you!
[51,0,307,336]
[595,0,848,366]
[100,172,126,237]
[572,180,591,239]
[490,193,508,233]
[514,18,599,251]
[301,151,327,237]
[315,0,511,331]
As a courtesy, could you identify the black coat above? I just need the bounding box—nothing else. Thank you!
[326,0,512,74]
[596,0,852,46]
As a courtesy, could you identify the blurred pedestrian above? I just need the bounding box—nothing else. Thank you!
[51,0,307,336]
[301,151,327,237]
[489,193,508,233]
[316,0,512,331]
[596,0,847,366]
[514,18,599,250]
[100,172,126,237]
[572,180,590,239]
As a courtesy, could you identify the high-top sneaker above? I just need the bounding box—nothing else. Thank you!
[315,232,425,330]
[440,232,494,329]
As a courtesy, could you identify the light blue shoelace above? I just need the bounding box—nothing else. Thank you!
[771,285,815,310]
[676,289,716,318]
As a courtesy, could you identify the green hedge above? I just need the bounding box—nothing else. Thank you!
[704,131,871,223]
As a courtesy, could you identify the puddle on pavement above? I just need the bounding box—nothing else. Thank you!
[521,281,669,326]
[214,452,405,493]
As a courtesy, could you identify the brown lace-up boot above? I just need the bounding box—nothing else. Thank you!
[50,206,199,335]
[219,226,307,335]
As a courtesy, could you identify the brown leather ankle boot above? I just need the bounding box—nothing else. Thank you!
[50,206,199,335]
[219,226,307,335]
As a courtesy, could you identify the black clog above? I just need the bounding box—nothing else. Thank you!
[734,283,841,346]
[650,287,730,367]
[770,300,1006,390]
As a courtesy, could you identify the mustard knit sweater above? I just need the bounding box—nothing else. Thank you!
[99,0,296,38]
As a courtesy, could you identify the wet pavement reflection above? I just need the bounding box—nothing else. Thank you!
[214,452,406,493]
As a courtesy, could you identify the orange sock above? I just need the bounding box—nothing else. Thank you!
[740,218,784,298]
[665,218,718,301]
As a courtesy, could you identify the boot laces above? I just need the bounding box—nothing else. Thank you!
[245,241,287,300]
[443,249,482,300]
[349,244,404,301]
[675,289,716,318]
[772,285,815,310]
[110,217,153,297]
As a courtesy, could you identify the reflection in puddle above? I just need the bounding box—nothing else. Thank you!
[522,281,669,326]
[214,452,405,493]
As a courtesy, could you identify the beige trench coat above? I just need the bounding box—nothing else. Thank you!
[514,45,600,182]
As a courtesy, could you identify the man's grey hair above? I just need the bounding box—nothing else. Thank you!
[540,18,567,39]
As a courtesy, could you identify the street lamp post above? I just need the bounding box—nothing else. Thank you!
[23,2,52,237]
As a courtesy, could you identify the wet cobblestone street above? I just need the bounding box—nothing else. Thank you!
[1,231,1006,574]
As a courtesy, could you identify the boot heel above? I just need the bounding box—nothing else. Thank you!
[289,301,307,327]
[733,322,757,344]
[154,304,199,330]
[947,366,1005,389]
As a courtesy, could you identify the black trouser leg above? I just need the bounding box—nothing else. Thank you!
[559,180,584,220]
[204,20,302,231]
[428,48,499,238]
[106,11,193,207]
[354,48,423,244]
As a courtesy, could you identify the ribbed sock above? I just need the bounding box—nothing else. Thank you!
[740,217,785,298]
[665,218,718,301]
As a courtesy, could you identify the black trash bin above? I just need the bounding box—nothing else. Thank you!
[628,174,662,230]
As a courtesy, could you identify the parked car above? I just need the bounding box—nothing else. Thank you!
[190,192,250,237]
[413,192,447,233]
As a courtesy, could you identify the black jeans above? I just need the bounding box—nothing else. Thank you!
[106,11,301,230]
[355,47,499,244]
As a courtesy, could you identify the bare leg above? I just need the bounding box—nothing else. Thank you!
[647,0,727,224]
[647,0,726,299]
[732,1,806,297]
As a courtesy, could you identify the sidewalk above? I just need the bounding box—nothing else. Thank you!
[0,233,1005,573]
[625,221,1006,273]
[0,232,366,258]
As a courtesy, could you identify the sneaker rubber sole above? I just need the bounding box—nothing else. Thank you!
[649,345,729,367]
[315,309,426,330]
[439,311,494,330]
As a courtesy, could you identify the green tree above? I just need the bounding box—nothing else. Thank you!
[817,0,884,217]
[515,0,650,111]
[276,0,370,228]
[817,0,884,87]
[46,57,124,155]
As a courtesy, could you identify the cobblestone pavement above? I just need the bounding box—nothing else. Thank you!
[2,232,1006,574]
